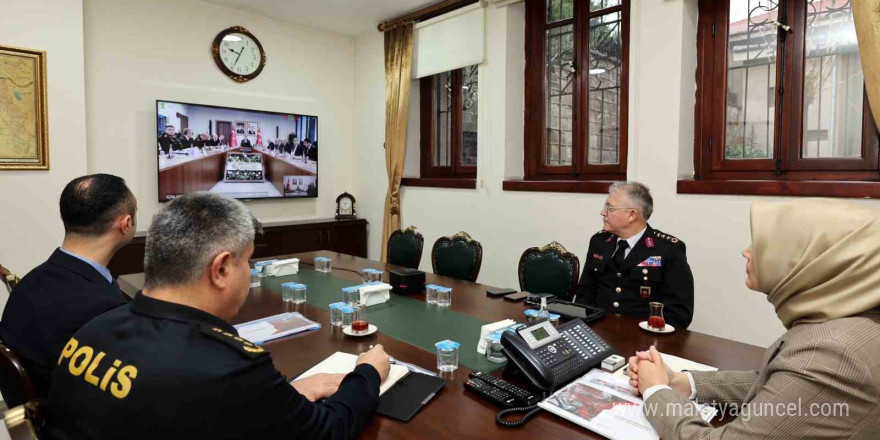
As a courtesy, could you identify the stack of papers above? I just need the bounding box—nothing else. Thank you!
[295,352,410,395]
[540,369,718,440]
[235,312,321,344]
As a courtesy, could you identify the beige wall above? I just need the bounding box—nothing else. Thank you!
[351,0,880,348]
[0,0,89,312]
[82,0,356,230]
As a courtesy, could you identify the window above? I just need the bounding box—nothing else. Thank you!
[688,0,879,194]
[419,65,479,179]
[522,0,630,181]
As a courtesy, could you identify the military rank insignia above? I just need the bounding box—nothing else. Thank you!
[201,325,266,358]
[645,237,655,248]
[640,286,651,299]
[592,253,604,260]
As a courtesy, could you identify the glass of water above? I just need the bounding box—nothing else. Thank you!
[314,257,332,273]
[436,287,452,308]
[329,302,345,327]
[341,305,356,327]
[341,286,360,305]
[361,268,382,283]
[281,283,307,303]
[249,269,261,288]
[435,340,461,372]
[425,284,439,305]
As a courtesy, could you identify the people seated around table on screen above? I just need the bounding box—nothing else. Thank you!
[0,174,136,399]
[180,128,195,150]
[240,137,253,149]
[209,134,219,147]
[627,198,880,440]
[574,182,694,329]
[157,125,182,154]
[42,192,391,440]
[193,133,205,149]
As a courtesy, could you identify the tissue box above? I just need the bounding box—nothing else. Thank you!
[358,282,393,307]
[262,258,299,277]
[477,320,521,354]
[389,268,425,295]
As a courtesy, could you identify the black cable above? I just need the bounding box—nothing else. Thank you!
[496,404,543,427]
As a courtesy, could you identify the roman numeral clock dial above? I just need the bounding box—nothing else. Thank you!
[211,26,266,83]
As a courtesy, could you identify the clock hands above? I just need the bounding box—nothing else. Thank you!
[231,46,245,68]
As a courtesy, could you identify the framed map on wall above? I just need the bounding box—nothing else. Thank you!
[0,44,49,170]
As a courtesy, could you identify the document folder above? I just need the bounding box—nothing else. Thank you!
[376,372,446,422]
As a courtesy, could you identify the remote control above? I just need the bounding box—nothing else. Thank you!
[464,377,518,407]
[467,371,540,406]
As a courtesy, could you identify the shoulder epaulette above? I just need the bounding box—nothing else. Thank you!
[652,229,684,246]
[593,230,612,237]
[200,325,266,359]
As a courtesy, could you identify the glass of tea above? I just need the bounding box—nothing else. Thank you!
[351,304,369,334]
[648,302,666,330]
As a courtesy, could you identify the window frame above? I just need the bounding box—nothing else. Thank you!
[522,0,631,182]
[418,68,478,179]
[691,0,880,184]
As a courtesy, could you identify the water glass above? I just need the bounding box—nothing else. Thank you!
[329,302,345,327]
[436,287,452,308]
[341,286,360,305]
[484,333,506,364]
[361,268,382,283]
[315,257,332,273]
[341,305,356,327]
[281,283,307,304]
[425,284,439,305]
[249,269,261,288]
[435,340,461,372]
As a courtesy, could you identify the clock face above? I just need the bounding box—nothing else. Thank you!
[218,33,261,76]
[340,198,353,214]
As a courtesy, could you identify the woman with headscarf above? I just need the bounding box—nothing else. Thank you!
[627,199,880,439]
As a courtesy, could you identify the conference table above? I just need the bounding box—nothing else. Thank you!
[118,250,766,440]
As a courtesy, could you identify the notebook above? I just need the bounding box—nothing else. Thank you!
[294,352,409,395]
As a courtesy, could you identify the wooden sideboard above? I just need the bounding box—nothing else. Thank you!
[108,218,368,277]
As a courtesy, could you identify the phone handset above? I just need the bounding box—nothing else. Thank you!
[500,331,555,391]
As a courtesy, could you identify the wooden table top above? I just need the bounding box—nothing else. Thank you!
[118,250,766,440]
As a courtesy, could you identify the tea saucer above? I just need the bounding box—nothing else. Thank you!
[343,324,378,337]
[638,321,675,334]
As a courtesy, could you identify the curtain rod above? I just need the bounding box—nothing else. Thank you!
[377,0,478,32]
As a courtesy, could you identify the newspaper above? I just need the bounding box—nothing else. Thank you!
[539,370,717,440]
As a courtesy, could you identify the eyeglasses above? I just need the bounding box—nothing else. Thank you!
[603,203,637,213]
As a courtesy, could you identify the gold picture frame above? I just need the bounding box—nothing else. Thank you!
[0,44,49,170]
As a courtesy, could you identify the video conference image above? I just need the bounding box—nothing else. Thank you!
[156,100,318,201]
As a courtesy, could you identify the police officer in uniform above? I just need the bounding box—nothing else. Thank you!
[157,124,182,154]
[43,193,391,440]
[574,182,694,329]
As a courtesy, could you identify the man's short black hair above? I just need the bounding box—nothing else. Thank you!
[60,174,136,236]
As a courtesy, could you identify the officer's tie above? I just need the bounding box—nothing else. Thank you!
[613,240,629,269]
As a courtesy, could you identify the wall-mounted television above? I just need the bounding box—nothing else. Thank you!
[156,100,318,201]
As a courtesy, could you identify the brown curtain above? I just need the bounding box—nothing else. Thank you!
[381,23,414,262]
[854,1,880,128]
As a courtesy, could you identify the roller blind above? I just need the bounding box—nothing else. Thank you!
[412,2,485,79]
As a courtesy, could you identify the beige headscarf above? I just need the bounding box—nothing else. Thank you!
[751,199,880,329]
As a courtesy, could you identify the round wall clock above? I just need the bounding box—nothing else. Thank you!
[211,26,266,83]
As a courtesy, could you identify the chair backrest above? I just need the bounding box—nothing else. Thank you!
[3,401,44,440]
[0,263,20,294]
[431,231,483,282]
[0,341,38,409]
[387,226,424,269]
[518,241,581,300]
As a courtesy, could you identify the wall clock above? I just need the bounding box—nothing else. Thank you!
[211,26,266,83]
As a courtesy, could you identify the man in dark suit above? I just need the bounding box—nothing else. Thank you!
[42,193,390,440]
[180,128,195,150]
[285,134,299,155]
[240,137,253,149]
[574,182,694,329]
[0,174,137,399]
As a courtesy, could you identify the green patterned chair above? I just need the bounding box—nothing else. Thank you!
[518,241,580,300]
[387,226,424,269]
[431,231,483,282]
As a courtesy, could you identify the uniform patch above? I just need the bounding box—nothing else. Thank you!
[605,235,614,243]
[592,253,604,260]
[645,237,655,248]
[201,325,266,358]
[637,256,662,267]
[640,286,651,299]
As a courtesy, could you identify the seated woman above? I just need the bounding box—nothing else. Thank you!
[627,199,880,439]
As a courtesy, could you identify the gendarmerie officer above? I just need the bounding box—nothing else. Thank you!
[157,125,182,154]
[43,193,391,440]
[574,182,694,329]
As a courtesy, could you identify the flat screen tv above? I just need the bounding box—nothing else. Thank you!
[156,100,318,201]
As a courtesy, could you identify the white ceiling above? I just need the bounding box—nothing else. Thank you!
[199,0,440,36]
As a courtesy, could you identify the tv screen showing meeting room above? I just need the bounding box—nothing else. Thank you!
[156,100,318,201]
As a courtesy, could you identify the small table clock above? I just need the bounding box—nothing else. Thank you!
[336,192,356,220]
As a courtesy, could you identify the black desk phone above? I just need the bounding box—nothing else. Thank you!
[501,318,615,392]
